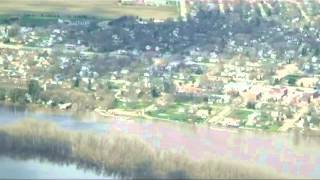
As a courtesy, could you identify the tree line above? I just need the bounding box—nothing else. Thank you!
[0,80,42,104]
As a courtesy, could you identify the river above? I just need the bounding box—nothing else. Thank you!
[1,104,320,178]
[0,156,109,179]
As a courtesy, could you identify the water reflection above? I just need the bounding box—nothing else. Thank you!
[0,104,109,133]
[0,156,110,179]
[293,129,300,146]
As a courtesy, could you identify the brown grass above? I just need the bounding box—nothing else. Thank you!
[0,119,287,179]
[0,0,178,20]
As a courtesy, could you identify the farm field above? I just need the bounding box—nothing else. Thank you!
[0,0,178,20]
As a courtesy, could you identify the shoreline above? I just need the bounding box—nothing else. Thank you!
[1,101,319,136]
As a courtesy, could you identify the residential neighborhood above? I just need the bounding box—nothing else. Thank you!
[0,0,320,133]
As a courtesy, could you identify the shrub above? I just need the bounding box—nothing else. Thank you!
[27,80,42,101]
[8,88,27,104]
[0,88,6,101]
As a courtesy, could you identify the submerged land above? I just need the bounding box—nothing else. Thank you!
[0,120,285,179]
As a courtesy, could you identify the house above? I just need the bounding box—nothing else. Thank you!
[63,19,90,26]
[223,118,241,128]
[271,111,286,122]
[264,87,288,101]
[207,75,232,84]
[314,95,320,107]
[196,109,209,119]
[120,69,129,75]
[296,119,305,128]
[65,44,76,50]
[240,86,262,102]
[176,84,202,96]
[300,92,315,105]
[284,90,303,107]
[287,88,319,107]
[275,64,299,80]
[208,94,231,104]
[58,103,72,110]
[296,77,319,88]
[224,82,251,95]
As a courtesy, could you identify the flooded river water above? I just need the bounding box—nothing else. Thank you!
[1,104,320,178]
[0,156,108,179]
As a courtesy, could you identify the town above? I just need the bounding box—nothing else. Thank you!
[0,0,320,133]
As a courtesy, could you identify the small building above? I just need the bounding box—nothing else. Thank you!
[240,86,262,103]
[296,77,319,88]
[176,84,203,96]
[265,87,288,101]
[208,94,231,104]
[224,82,251,94]
[223,118,241,128]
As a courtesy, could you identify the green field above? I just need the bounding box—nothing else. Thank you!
[0,0,178,20]
[147,103,189,122]
[113,99,151,110]
[230,109,253,120]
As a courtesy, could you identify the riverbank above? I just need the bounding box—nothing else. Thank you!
[0,101,73,116]
[1,101,316,137]
[0,120,286,179]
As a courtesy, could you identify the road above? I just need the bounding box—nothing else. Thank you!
[95,106,176,123]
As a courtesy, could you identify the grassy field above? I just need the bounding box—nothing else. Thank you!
[113,99,152,110]
[230,109,253,120]
[147,103,189,122]
[0,0,178,20]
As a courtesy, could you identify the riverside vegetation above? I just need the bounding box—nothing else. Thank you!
[0,120,285,179]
